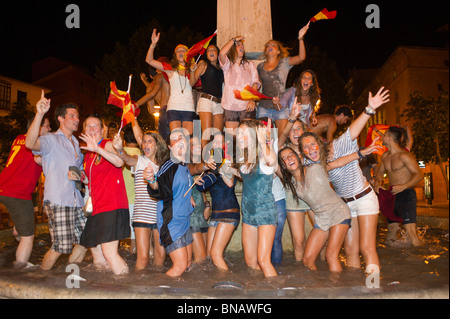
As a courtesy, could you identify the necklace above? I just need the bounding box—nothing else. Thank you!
[177,68,187,94]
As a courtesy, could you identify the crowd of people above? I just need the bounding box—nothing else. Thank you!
[0,25,425,279]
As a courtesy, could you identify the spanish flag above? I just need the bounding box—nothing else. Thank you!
[107,81,139,128]
[310,8,337,22]
[184,30,217,63]
[365,124,389,155]
[233,85,272,101]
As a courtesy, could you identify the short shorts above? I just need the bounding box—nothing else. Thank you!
[132,221,158,229]
[393,188,417,224]
[165,228,193,254]
[223,109,256,123]
[166,110,197,123]
[197,97,224,115]
[345,189,379,218]
[256,106,290,121]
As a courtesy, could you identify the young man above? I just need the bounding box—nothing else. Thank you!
[374,126,423,247]
[311,105,354,142]
[0,117,51,268]
[25,91,87,270]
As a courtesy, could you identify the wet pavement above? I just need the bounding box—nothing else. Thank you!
[0,220,448,300]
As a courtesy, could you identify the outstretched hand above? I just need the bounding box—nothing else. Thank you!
[79,133,100,153]
[361,136,383,156]
[298,21,310,39]
[368,86,390,110]
[112,133,123,152]
[36,90,51,115]
[151,28,160,45]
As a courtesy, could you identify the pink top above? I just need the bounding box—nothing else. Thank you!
[220,56,260,112]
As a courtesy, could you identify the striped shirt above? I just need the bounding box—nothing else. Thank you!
[328,129,367,198]
[131,155,159,224]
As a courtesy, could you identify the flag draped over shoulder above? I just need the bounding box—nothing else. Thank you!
[184,31,217,63]
[310,8,337,22]
[365,124,389,155]
[107,81,139,128]
[233,85,272,101]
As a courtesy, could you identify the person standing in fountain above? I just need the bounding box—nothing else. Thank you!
[235,119,278,278]
[257,22,310,134]
[374,126,423,247]
[0,115,51,268]
[143,129,194,277]
[146,29,196,135]
[25,91,87,271]
[74,115,130,275]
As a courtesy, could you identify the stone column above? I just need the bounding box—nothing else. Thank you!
[217,0,272,59]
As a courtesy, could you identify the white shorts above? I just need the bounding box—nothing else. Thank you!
[345,189,379,218]
[197,97,224,115]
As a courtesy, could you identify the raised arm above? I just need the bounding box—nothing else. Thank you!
[189,60,207,87]
[112,132,139,167]
[288,22,309,66]
[219,35,243,65]
[25,90,49,151]
[145,29,165,71]
[79,133,124,168]
[349,87,390,141]
[278,98,301,149]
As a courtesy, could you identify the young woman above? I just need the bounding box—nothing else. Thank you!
[198,132,240,272]
[276,102,315,262]
[143,129,194,277]
[257,22,310,133]
[76,115,130,275]
[146,29,196,135]
[278,70,321,129]
[219,36,260,135]
[235,119,278,277]
[190,44,225,146]
[112,130,170,271]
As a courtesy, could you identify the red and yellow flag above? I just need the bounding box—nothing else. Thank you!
[233,85,272,101]
[107,81,139,128]
[184,31,217,63]
[310,8,337,22]
[365,124,389,155]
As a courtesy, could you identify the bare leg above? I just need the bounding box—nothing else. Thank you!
[152,229,166,267]
[403,223,422,247]
[40,249,62,270]
[241,223,261,271]
[166,244,191,277]
[286,211,306,261]
[358,214,380,271]
[101,240,128,275]
[387,222,400,242]
[344,217,361,269]
[68,244,87,264]
[15,235,34,265]
[213,114,224,133]
[134,227,151,271]
[191,231,207,263]
[210,223,235,271]
[303,228,328,270]
[181,121,193,135]
[325,225,349,272]
[257,225,277,277]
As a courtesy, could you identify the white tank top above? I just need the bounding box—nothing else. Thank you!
[168,71,195,112]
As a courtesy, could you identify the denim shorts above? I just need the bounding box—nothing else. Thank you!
[191,226,209,234]
[165,228,193,254]
[256,106,290,121]
[223,109,256,123]
[209,220,240,228]
[132,221,157,229]
[314,218,352,231]
[166,110,197,123]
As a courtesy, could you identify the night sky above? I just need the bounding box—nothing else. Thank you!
[1,0,448,82]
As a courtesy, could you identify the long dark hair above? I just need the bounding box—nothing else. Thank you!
[295,69,321,111]
[227,42,249,66]
[143,131,170,166]
[278,146,305,204]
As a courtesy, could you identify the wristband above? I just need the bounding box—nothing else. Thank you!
[364,106,376,116]
[147,176,157,184]
[357,150,364,160]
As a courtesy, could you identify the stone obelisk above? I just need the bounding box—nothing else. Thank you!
[217,0,272,59]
